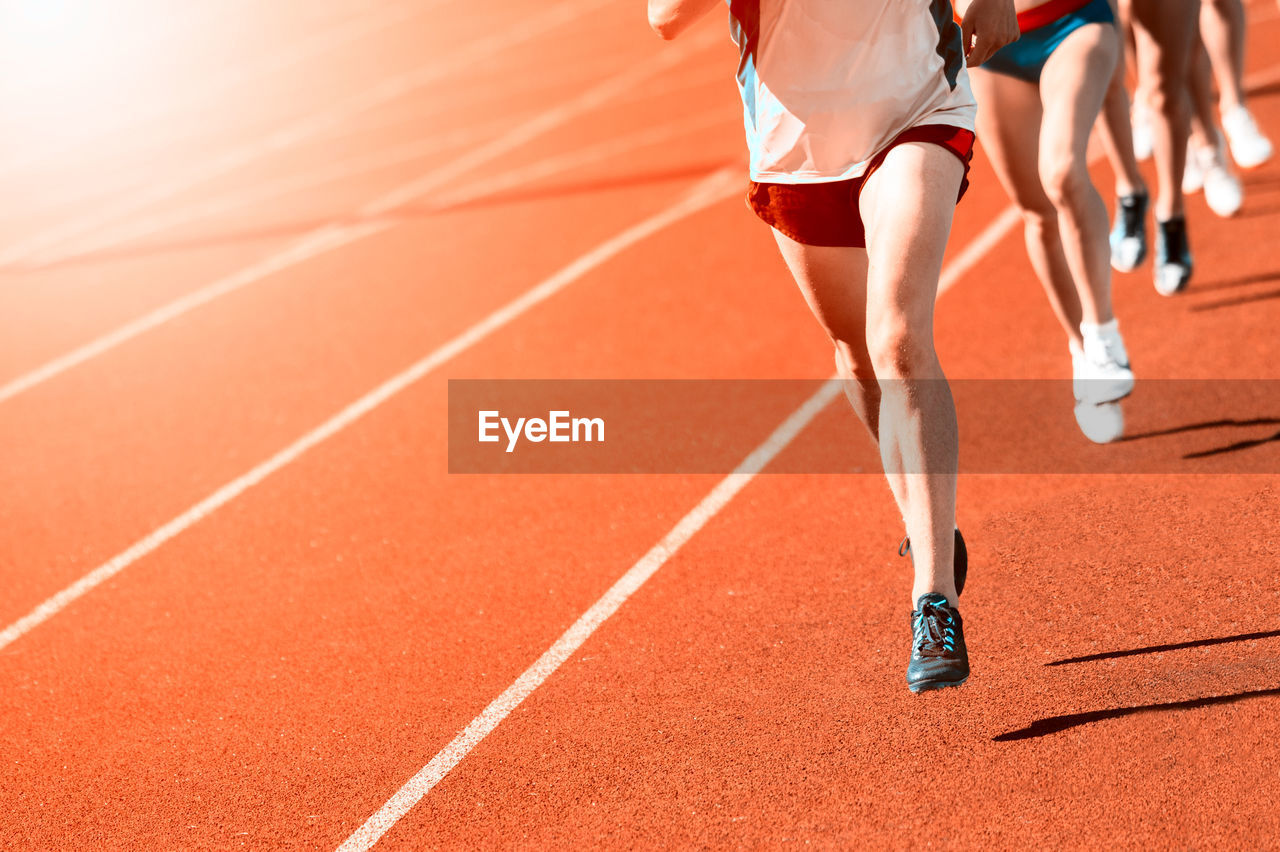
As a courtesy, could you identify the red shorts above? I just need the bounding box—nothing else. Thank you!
[746,124,975,248]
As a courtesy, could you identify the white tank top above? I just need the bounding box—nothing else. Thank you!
[728,0,978,183]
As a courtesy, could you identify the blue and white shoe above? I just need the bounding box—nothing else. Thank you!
[1110,190,1148,272]
[906,593,969,693]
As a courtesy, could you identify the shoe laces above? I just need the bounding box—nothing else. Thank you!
[912,598,957,658]
[1083,333,1128,370]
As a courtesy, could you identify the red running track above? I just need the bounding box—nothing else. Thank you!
[2,0,1280,848]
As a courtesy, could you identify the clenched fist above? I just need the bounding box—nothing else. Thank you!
[954,0,1020,66]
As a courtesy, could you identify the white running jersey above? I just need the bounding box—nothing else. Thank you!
[728,0,977,183]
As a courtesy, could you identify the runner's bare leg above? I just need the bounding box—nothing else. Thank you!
[860,141,963,605]
[1129,0,1199,220]
[770,235,882,443]
[1200,0,1246,114]
[1038,22,1119,327]
[1097,29,1147,198]
[972,70,1085,346]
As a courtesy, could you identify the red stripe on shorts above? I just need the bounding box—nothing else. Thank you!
[1016,0,1094,32]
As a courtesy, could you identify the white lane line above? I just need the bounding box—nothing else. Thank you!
[333,184,1030,852]
[432,111,731,209]
[0,27,720,406]
[334,378,843,852]
[38,120,513,266]
[43,110,727,271]
[0,166,740,653]
[0,0,613,269]
[0,0,428,191]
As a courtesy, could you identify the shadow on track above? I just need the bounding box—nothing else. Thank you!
[993,687,1280,742]
[1182,427,1280,458]
[1188,268,1280,292]
[1189,286,1280,313]
[1118,416,1280,460]
[1046,627,1280,666]
[1122,416,1280,442]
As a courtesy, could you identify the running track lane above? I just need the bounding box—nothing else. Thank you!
[3,1,1280,848]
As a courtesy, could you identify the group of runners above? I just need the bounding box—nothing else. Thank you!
[646,0,1273,692]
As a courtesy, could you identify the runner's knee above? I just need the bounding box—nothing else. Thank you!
[1039,157,1094,210]
[834,341,875,383]
[1015,193,1058,228]
[867,319,934,379]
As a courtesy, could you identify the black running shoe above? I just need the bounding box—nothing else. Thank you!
[1110,190,1148,272]
[906,593,969,693]
[1154,215,1193,296]
[898,528,967,596]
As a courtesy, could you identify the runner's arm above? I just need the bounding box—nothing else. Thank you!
[954,0,1020,66]
[648,0,721,39]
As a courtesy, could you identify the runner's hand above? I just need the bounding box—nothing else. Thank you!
[955,0,1019,67]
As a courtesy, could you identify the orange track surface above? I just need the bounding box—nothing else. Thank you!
[2,0,1280,848]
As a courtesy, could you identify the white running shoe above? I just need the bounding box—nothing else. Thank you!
[1072,332,1134,404]
[1202,148,1243,218]
[1074,400,1125,444]
[1183,144,1206,194]
[1222,105,1273,169]
[1132,103,1154,162]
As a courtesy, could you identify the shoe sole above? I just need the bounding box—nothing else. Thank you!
[1110,249,1145,274]
[1155,272,1191,296]
[908,675,969,693]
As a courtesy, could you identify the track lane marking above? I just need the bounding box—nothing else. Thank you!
[38,110,728,272]
[0,0,613,269]
[0,0,428,193]
[0,26,720,405]
[0,166,740,653]
[30,119,514,267]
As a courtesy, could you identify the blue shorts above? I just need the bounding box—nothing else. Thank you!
[983,0,1115,84]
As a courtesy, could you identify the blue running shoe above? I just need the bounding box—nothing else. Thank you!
[906,593,969,693]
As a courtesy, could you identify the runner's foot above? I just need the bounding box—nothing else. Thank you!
[906,593,969,693]
[1110,190,1148,272]
[1192,136,1243,218]
[1222,105,1273,169]
[1154,216,1193,296]
[1072,324,1134,404]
